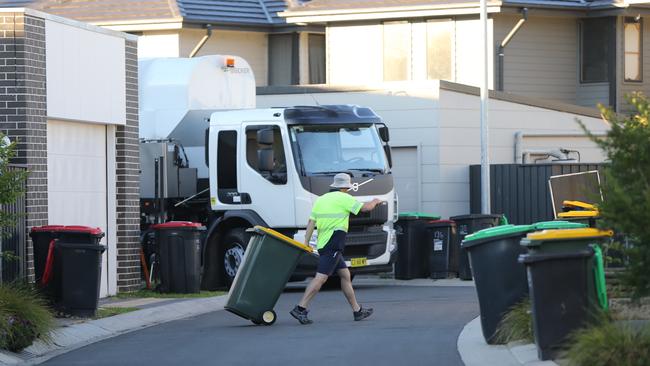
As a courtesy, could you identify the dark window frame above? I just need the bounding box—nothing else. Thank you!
[217,130,238,202]
[268,32,300,86]
[308,33,326,84]
[580,17,613,84]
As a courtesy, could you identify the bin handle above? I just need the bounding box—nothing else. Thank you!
[41,239,56,286]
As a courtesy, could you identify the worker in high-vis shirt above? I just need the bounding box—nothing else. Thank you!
[290,173,384,325]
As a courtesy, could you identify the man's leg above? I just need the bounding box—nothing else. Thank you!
[298,273,329,308]
[337,268,360,312]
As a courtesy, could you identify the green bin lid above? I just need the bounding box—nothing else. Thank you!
[531,220,587,230]
[462,224,533,248]
[398,212,441,220]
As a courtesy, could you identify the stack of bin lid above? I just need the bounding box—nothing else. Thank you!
[557,200,599,218]
[398,212,441,220]
[521,228,614,250]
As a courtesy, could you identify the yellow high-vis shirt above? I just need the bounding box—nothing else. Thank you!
[309,191,363,249]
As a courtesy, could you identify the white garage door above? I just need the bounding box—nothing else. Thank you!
[391,146,420,213]
[48,120,109,297]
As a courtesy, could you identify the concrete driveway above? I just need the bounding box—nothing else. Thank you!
[43,283,478,366]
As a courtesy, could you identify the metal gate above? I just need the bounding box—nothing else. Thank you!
[470,164,605,224]
[0,164,27,283]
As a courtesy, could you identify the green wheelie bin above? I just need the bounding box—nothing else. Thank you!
[225,226,315,325]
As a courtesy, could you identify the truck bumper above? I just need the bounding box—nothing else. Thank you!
[290,247,397,282]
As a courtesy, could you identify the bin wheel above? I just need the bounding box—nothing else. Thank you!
[261,310,276,325]
[222,228,250,285]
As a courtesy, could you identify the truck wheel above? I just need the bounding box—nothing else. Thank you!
[222,228,250,285]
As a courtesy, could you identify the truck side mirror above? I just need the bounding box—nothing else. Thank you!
[257,148,274,171]
[378,125,390,142]
[384,145,393,168]
[257,128,274,145]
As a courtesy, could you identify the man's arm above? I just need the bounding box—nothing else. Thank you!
[304,219,316,248]
[360,198,384,212]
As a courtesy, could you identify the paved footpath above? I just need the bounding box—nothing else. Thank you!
[41,284,479,366]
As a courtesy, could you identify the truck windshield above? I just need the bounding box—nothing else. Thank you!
[289,124,388,175]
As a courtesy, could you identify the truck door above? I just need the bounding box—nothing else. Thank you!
[238,124,295,227]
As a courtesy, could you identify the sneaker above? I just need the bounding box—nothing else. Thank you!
[353,306,373,321]
[290,306,313,325]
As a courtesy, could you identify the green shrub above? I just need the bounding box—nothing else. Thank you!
[580,93,650,298]
[493,298,534,344]
[565,319,650,366]
[0,284,54,352]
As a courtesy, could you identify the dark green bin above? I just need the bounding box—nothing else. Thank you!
[225,226,315,325]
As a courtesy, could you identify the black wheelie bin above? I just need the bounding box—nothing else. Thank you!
[394,212,440,280]
[225,226,316,325]
[29,225,105,307]
[151,222,205,293]
[519,247,598,361]
[427,220,457,279]
[450,214,503,280]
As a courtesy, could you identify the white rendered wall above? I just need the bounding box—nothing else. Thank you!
[45,19,126,125]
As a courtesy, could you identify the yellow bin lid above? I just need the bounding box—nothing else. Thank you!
[562,200,597,211]
[253,226,314,253]
[526,228,613,241]
[558,210,599,218]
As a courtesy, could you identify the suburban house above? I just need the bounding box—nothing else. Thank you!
[0,0,326,87]
[0,8,140,294]
[280,0,650,112]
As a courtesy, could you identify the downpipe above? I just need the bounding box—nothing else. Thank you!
[497,8,528,91]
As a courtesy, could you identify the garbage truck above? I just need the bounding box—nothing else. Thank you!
[139,55,398,289]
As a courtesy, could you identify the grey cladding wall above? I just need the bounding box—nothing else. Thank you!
[470,164,605,224]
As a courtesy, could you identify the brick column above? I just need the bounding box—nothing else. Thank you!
[0,13,47,282]
[116,40,141,292]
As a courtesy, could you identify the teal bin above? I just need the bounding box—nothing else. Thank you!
[225,226,315,325]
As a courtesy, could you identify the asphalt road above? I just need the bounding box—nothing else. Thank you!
[43,284,478,366]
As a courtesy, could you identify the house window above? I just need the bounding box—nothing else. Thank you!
[308,34,326,84]
[624,17,642,82]
[427,20,453,80]
[580,17,612,83]
[269,33,298,86]
[383,22,411,81]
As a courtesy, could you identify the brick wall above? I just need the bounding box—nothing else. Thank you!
[116,40,141,292]
[0,13,47,282]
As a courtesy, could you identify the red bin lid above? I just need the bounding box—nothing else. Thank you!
[31,225,103,235]
[30,225,66,232]
[151,221,203,229]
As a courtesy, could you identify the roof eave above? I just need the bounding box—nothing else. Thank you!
[281,2,504,23]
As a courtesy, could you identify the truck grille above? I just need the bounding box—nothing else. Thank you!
[344,230,388,260]
[349,204,388,226]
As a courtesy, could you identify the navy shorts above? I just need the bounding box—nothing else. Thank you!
[317,230,348,276]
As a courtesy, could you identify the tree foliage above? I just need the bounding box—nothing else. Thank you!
[580,93,650,298]
[0,132,28,237]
